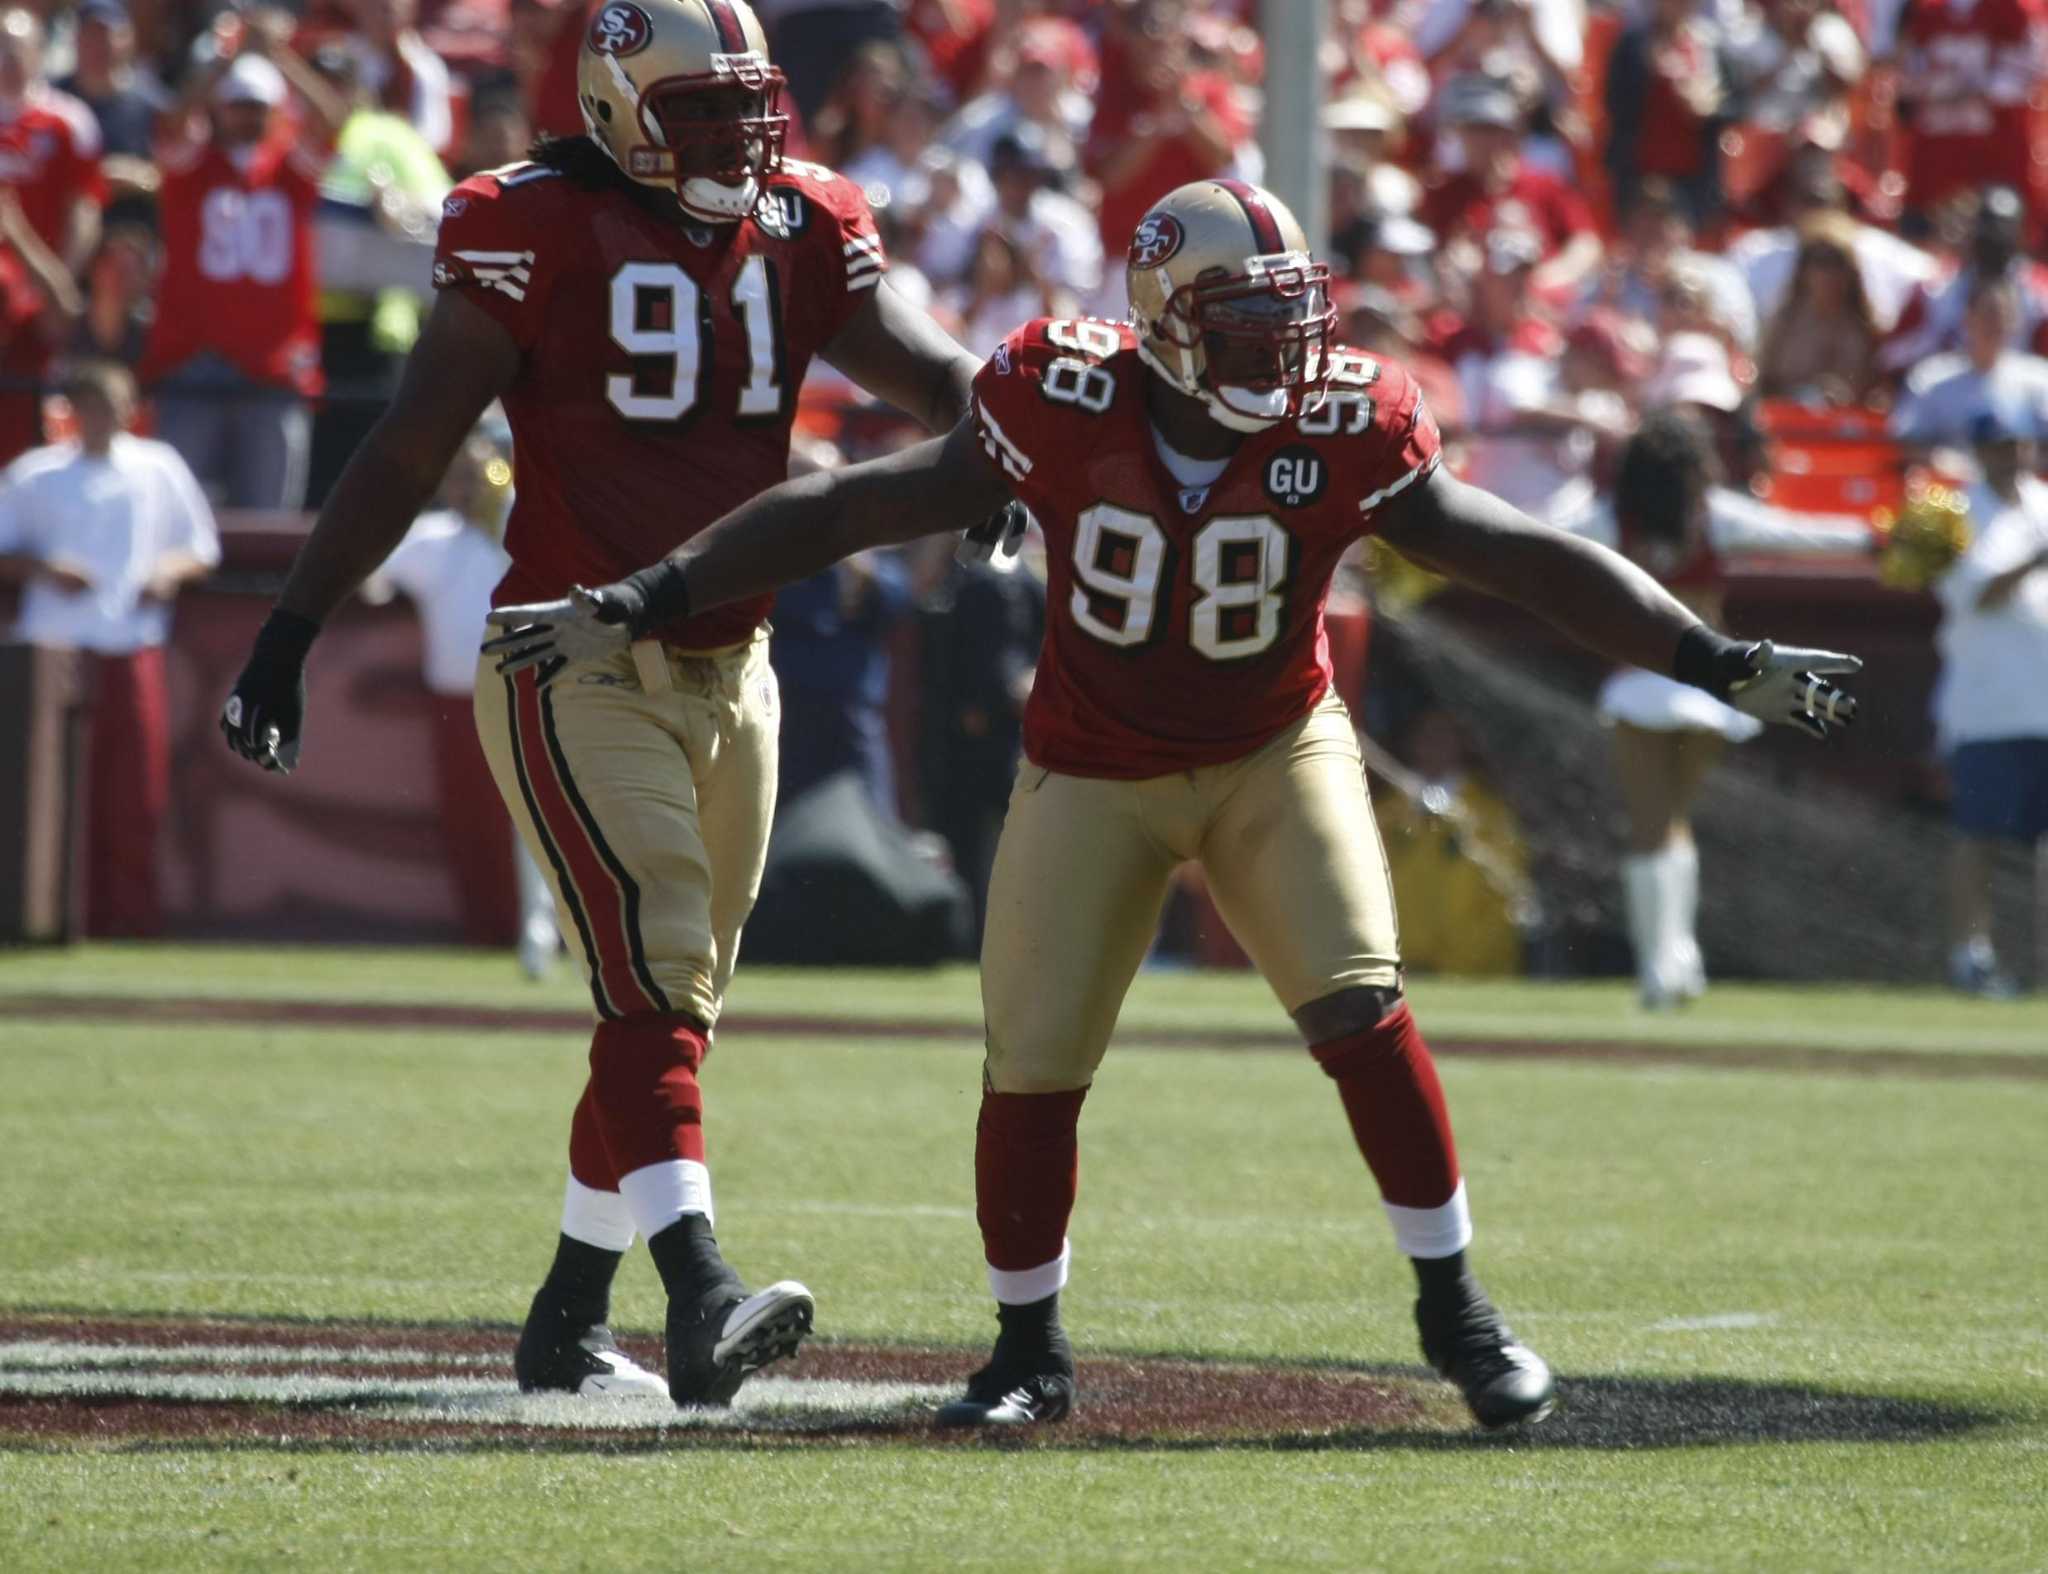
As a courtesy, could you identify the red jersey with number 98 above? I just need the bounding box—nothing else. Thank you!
[971,318,1441,778]
[433,155,884,648]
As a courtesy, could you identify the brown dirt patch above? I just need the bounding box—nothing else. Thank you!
[3,994,2039,1081]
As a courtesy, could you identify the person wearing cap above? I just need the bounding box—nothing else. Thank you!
[1884,186,2048,377]
[1323,91,1424,234]
[140,9,343,510]
[0,359,218,937]
[1419,73,1600,296]
[1891,277,2048,453]
[0,7,108,275]
[1932,409,2048,994]
[968,125,1099,313]
[1440,227,1632,533]
[941,15,1095,171]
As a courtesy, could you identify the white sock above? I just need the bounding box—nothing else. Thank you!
[1384,1178,1473,1258]
[1667,839,1705,994]
[617,1159,714,1240]
[1622,852,1672,999]
[988,1240,1070,1305]
[560,1175,635,1253]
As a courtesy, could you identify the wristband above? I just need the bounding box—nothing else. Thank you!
[1671,624,1749,699]
[617,561,691,638]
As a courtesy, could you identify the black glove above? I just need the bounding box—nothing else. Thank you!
[220,609,320,773]
[957,499,1029,564]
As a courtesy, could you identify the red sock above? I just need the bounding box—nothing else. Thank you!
[1310,1002,1461,1209]
[975,1088,1089,1272]
[566,1081,620,1191]
[588,1014,709,1176]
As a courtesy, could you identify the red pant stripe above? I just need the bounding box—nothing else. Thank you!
[506,671,663,1018]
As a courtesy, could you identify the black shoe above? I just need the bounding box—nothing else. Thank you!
[1416,1281,1556,1429]
[514,1288,668,1399]
[665,1279,814,1407]
[935,1331,1077,1428]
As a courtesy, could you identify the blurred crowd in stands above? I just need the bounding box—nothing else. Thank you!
[1,0,2045,984]
[0,0,2033,494]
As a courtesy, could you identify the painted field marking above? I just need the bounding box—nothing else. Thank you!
[1647,1312,1779,1333]
[0,1340,950,1432]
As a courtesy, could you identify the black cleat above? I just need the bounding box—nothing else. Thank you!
[514,1289,668,1399]
[666,1279,814,1407]
[1416,1282,1556,1430]
[936,1331,1077,1428]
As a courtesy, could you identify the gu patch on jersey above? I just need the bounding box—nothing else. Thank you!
[1263,446,1327,509]
[756,191,807,239]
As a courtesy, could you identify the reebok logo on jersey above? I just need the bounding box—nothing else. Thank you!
[1264,447,1326,508]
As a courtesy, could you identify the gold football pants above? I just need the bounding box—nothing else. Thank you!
[473,635,779,1027]
[981,692,1402,1092]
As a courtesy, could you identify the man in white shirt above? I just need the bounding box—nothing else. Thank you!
[1933,413,2048,996]
[0,360,219,935]
[372,425,559,977]
[1891,279,2048,452]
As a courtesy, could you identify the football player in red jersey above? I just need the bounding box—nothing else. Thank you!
[219,0,984,1408]
[484,178,1864,1430]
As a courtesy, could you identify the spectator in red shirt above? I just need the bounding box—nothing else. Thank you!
[0,186,78,464]
[1890,0,2046,225]
[0,7,107,275]
[1421,74,1601,297]
[1603,0,1729,228]
[1085,0,1256,299]
[141,19,342,509]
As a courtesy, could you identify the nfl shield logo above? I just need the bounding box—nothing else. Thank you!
[1178,486,1210,515]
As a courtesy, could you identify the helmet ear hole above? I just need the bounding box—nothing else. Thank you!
[593,98,613,122]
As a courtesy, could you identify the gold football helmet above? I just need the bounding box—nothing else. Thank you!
[1125,179,1335,432]
[578,0,787,222]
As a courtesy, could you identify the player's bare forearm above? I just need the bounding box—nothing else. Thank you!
[821,281,981,432]
[639,419,1012,624]
[275,291,518,626]
[276,423,454,622]
[1375,469,1699,672]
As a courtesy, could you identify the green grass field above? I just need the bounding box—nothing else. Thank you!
[2,945,2044,1572]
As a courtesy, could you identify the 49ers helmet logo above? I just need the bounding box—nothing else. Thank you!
[588,2,653,57]
[1129,213,1185,270]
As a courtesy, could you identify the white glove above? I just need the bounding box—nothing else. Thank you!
[1722,640,1862,739]
[481,583,639,679]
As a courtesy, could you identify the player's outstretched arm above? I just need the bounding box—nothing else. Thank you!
[820,280,983,434]
[1375,469,1862,738]
[484,416,1012,676]
[220,291,519,772]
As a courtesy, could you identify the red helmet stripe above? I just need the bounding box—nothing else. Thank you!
[704,0,748,52]
[1215,179,1285,255]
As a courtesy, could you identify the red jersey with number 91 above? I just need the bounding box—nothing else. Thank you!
[971,318,1441,778]
[433,156,884,648]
